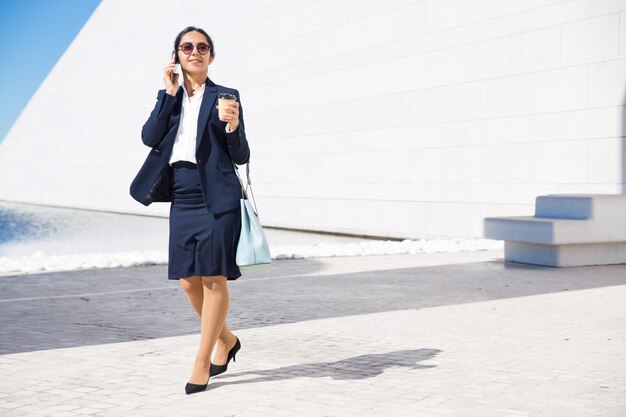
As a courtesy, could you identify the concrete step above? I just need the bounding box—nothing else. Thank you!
[484,194,626,266]
[483,215,624,245]
[485,194,626,245]
[535,194,626,220]
[504,241,626,267]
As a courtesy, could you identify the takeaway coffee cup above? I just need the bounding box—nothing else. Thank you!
[218,92,237,120]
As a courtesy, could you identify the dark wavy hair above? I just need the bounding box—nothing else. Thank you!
[172,26,214,64]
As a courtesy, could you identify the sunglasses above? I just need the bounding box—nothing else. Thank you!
[178,42,211,55]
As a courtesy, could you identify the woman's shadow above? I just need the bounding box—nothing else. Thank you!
[205,348,442,390]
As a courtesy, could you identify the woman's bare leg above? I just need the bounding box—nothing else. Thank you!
[179,276,237,365]
[187,275,230,384]
[180,276,203,316]
[213,322,238,365]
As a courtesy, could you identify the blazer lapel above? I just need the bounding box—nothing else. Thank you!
[196,76,218,151]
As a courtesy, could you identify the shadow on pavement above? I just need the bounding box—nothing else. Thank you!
[206,348,442,390]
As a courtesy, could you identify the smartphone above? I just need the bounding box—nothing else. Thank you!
[171,63,181,83]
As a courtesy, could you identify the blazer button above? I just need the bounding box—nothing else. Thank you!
[197,158,202,163]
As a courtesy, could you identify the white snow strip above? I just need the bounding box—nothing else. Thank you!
[0,238,503,276]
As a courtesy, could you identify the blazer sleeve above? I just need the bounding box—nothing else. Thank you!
[141,89,177,148]
[225,89,250,165]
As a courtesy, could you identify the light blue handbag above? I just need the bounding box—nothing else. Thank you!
[234,163,271,267]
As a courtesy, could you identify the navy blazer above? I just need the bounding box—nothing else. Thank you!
[129,76,250,214]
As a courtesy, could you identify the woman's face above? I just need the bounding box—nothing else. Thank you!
[177,31,213,75]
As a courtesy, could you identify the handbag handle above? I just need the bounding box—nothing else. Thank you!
[233,162,260,216]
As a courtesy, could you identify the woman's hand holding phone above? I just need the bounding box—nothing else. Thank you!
[164,59,179,96]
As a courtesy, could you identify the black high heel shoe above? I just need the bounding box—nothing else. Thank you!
[185,374,209,395]
[210,336,241,377]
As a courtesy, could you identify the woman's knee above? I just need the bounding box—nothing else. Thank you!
[180,275,202,293]
[201,275,227,286]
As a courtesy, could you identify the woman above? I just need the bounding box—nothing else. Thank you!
[134,26,248,395]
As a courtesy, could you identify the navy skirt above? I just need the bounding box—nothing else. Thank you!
[168,161,242,280]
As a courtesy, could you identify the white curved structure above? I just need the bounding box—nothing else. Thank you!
[1,0,625,239]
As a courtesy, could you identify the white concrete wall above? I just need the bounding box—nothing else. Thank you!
[1,0,625,239]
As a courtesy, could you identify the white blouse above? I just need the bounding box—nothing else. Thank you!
[168,82,205,166]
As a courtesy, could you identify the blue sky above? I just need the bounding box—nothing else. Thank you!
[0,0,101,145]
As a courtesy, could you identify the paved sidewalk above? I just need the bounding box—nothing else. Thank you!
[1,251,625,416]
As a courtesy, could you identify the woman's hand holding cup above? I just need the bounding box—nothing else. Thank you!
[216,93,239,131]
